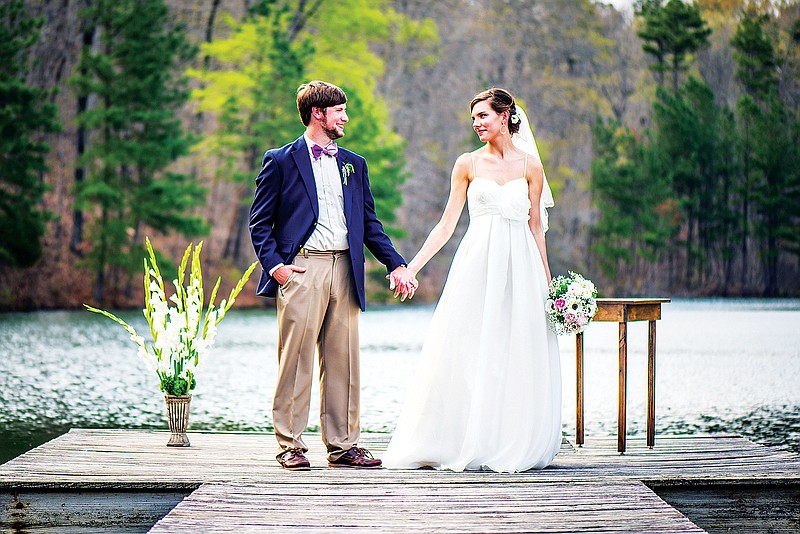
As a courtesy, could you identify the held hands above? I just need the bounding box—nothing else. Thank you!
[387,266,418,302]
[272,264,306,286]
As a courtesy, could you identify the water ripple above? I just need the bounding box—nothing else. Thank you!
[1,299,798,462]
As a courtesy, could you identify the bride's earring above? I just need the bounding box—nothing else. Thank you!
[500,121,508,135]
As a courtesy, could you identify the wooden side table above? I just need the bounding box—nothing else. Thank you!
[575,298,670,453]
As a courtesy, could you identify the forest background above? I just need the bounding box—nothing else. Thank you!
[2,0,799,310]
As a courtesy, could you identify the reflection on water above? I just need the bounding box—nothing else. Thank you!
[1,299,799,464]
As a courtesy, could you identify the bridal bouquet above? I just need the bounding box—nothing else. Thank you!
[545,272,598,335]
[86,238,258,396]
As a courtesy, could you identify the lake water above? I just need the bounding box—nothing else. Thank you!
[1,299,798,464]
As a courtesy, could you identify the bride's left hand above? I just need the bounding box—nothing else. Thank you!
[387,267,418,301]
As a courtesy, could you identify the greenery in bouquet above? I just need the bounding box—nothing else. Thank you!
[86,237,258,396]
[545,272,598,335]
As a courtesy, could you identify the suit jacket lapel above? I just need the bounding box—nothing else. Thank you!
[338,152,353,227]
[291,137,319,219]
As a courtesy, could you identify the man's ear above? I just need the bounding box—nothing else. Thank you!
[311,106,324,121]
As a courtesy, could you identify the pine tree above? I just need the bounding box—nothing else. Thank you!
[72,0,207,304]
[635,0,712,93]
[730,7,782,293]
[732,8,800,296]
[731,9,779,103]
[651,78,736,288]
[0,0,59,267]
[748,99,800,296]
[590,118,673,292]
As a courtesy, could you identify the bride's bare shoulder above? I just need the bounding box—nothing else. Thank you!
[453,152,475,170]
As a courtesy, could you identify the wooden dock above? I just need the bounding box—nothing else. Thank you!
[2,430,799,532]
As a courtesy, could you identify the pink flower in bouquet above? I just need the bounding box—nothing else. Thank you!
[565,312,578,324]
[554,298,567,311]
[577,315,589,326]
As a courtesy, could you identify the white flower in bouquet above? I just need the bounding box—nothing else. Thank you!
[545,271,598,335]
[86,237,258,396]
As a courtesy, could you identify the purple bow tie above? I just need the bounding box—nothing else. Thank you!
[311,142,338,160]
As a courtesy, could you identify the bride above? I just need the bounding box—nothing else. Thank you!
[384,88,562,472]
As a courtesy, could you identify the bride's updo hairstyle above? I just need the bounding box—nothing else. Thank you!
[470,88,520,135]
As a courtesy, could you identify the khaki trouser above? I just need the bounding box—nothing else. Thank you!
[273,249,360,461]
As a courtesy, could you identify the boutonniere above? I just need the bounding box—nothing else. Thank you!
[341,162,355,186]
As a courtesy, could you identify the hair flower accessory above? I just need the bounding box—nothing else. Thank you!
[341,162,355,185]
[510,111,521,125]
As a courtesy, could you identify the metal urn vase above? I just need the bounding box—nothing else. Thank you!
[164,394,192,447]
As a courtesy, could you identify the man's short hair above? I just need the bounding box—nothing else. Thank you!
[296,81,347,126]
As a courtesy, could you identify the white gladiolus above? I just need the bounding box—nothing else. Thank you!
[85,237,258,397]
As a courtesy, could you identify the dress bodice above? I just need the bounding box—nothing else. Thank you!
[468,177,531,221]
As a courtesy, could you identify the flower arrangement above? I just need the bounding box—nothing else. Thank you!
[341,162,355,185]
[545,271,598,335]
[86,237,258,396]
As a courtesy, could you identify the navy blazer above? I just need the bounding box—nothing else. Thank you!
[249,136,406,311]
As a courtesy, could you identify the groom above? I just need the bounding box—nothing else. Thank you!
[249,81,410,470]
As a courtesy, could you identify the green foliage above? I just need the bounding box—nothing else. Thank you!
[189,2,310,183]
[650,77,740,285]
[338,87,408,233]
[592,5,799,295]
[160,375,196,396]
[731,7,780,102]
[590,118,673,279]
[0,0,60,267]
[72,0,207,301]
[189,0,436,240]
[731,10,800,295]
[739,93,800,295]
[635,0,712,92]
[294,0,435,233]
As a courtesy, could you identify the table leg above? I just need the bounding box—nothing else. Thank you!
[618,321,628,453]
[576,332,584,446]
[647,320,656,448]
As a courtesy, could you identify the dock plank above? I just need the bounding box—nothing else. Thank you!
[2,430,798,532]
[2,430,798,486]
[151,481,704,533]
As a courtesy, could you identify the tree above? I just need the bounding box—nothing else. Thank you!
[651,78,736,288]
[72,0,207,304]
[590,119,673,291]
[189,1,311,262]
[0,1,60,268]
[731,8,780,102]
[732,8,800,296]
[747,98,800,296]
[190,0,431,262]
[71,3,95,254]
[731,7,781,291]
[636,0,712,93]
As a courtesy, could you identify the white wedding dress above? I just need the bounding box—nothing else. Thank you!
[383,170,562,473]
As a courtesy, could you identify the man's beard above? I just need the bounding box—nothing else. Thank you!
[321,111,343,139]
[322,123,343,140]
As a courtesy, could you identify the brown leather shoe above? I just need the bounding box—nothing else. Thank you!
[328,446,382,469]
[277,448,311,471]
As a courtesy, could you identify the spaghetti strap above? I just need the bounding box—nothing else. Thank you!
[470,152,476,178]
[523,153,528,179]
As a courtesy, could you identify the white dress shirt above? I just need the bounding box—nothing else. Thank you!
[269,136,350,277]
[303,134,349,251]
